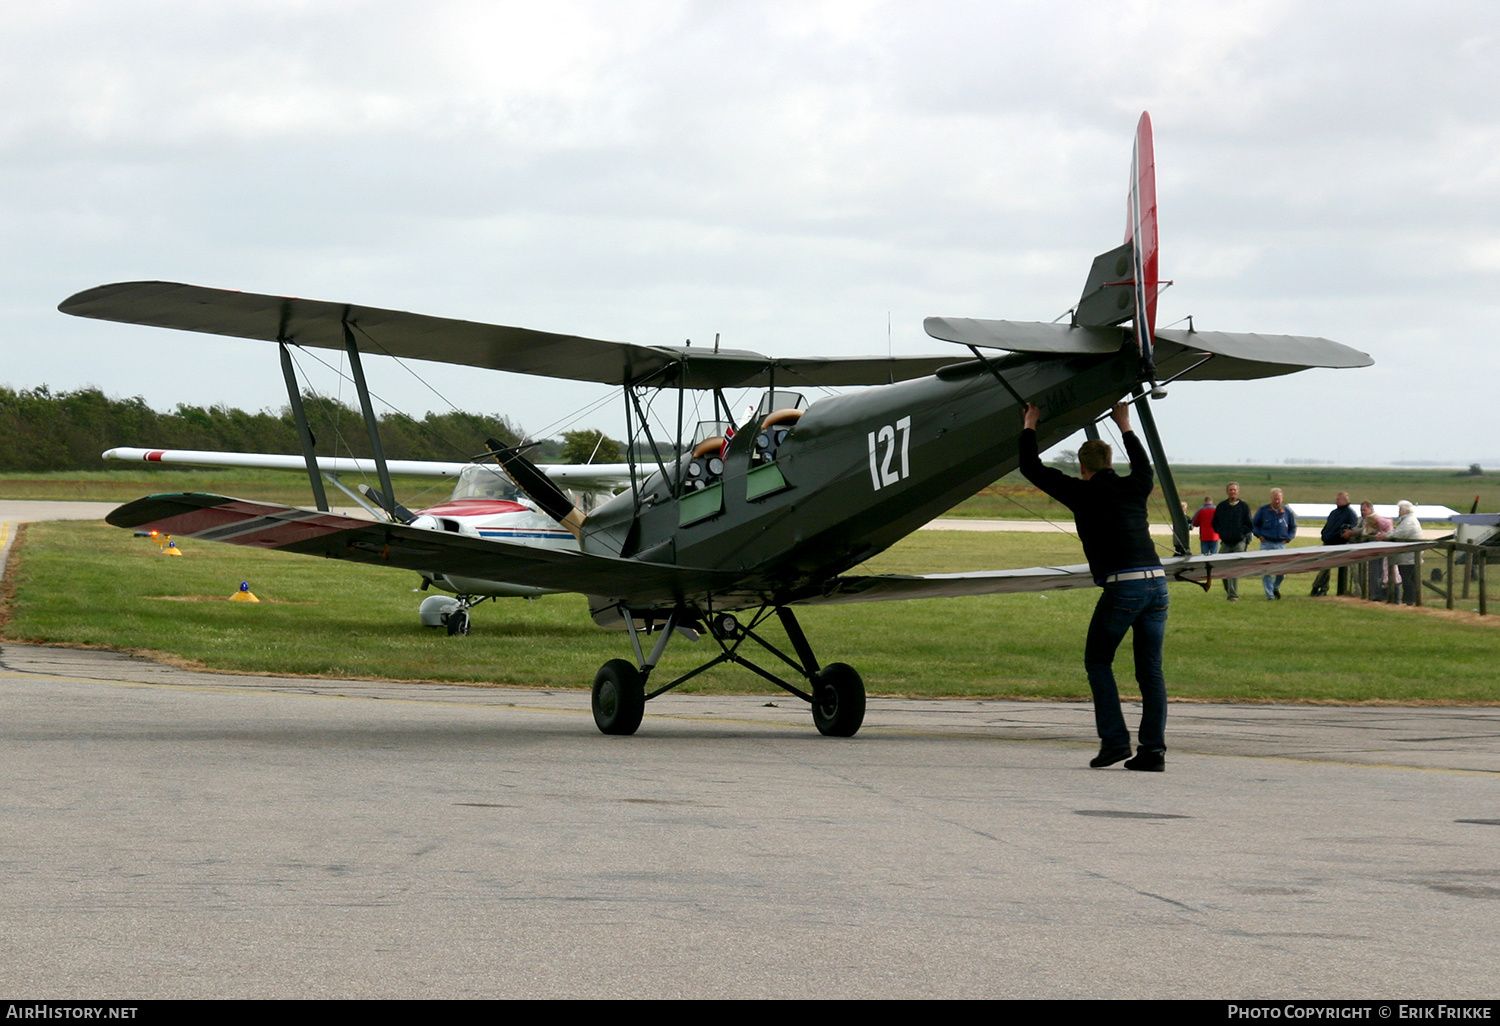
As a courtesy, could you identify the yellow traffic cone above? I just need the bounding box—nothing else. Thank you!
[230,581,260,603]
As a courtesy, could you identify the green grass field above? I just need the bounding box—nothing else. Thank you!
[4,463,1493,523]
[4,519,1494,704]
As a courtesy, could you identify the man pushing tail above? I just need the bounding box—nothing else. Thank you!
[1019,401,1168,772]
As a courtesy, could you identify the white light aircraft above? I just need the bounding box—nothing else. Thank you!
[103,445,632,635]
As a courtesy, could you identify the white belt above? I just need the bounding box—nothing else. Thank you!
[1103,568,1165,583]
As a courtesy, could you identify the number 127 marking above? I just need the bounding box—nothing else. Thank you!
[867,416,911,491]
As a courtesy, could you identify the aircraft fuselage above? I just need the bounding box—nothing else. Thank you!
[582,345,1144,609]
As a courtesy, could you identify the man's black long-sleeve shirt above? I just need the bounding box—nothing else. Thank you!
[1212,499,1254,545]
[1321,503,1359,546]
[1019,428,1162,580]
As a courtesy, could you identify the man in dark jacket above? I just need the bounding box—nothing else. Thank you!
[1212,482,1254,601]
[1311,491,1359,596]
[1020,401,1166,772]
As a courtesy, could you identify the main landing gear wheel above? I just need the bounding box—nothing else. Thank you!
[811,662,865,737]
[592,659,645,736]
[445,609,470,636]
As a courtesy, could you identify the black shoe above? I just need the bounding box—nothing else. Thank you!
[1274,586,1282,599]
[1090,745,1133,768]
[1124,750,1165,772]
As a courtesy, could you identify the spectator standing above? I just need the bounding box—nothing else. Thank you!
[1212,482,1255,601]
[1384,500,1424,605]
[1191,497,1220,554]
[1311,491,1359,596]
[1253,488,1297,599]
[1351,501,1393,600]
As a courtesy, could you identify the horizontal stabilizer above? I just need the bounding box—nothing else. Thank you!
[922,318,1122,355]
[922,317,1372,380]
[794,541,1430,606]
[62,281,955,389]
[1154,328,1372,374]
[106,493,739,604]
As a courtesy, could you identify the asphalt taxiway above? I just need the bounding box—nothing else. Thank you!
[1,641,1496,999]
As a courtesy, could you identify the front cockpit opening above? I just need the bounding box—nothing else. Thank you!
[684,420,730,492]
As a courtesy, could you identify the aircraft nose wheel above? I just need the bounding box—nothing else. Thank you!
[810,663,865,737]
[445,609,470,636]
[592,659,645,735]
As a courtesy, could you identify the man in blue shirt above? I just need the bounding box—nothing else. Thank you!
[1020,401,1167,772]
[1252,488,1297,599]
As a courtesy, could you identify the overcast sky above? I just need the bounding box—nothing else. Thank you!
[3,0,1497,466]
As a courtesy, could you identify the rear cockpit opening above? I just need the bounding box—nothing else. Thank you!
[749,390,805,466]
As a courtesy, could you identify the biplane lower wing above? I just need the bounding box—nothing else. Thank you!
[796,541,1433,606]
[106,493,740,603]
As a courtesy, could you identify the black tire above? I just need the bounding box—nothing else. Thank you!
[592,659,645,735]
[446,610,470,636]
[811,663,865,737]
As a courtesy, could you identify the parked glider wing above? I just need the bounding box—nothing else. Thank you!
[102,447,473,478]
[101,446,634,490]
[795,541,1431,606]
[106,493,740,603]
[61,281,954,389]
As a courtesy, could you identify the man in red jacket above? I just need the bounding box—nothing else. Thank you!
[1191,497,1220,554]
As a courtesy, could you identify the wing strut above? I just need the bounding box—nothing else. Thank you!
[278,339,330,512]
[342,320,397,520]
[1129,385,1190,556]
[964,345,1027,407]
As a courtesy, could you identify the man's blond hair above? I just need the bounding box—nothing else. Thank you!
[1078,439,1113,474]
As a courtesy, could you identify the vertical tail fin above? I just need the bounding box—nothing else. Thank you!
[1126,111,1159,379]
[1074,111,1160,384]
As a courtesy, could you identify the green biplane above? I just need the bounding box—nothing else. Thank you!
[61,113,1419,738]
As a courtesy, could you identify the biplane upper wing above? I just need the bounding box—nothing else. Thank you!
[60,281,956,389]
[922,317,1372,380]
[106,493,741,603]
[793,541,1431,606]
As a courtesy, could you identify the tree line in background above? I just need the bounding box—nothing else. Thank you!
[0,385,544,472]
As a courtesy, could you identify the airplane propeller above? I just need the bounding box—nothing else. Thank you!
[484,436,586,539]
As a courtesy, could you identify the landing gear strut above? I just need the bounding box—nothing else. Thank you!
[589,604,865,738]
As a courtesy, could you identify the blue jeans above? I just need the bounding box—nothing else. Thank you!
[1260,539,1287,597]
[1084,577,1169,752]
[1200,539,1220,555]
